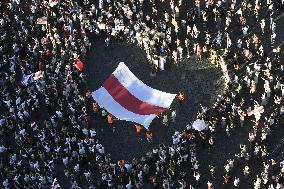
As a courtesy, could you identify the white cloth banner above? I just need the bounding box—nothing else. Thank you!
[92,62,176,129]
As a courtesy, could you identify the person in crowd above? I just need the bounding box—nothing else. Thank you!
[1,0,284,188]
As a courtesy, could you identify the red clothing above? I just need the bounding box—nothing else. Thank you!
[92,103,98,112]
[146,132,153,139]
[135,125,142,133]
[178,92,185,103]
[197,46,203,58]
[107,114,113,124]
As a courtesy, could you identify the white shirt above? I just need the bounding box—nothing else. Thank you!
[79,147,85,154]
[63,157,69,166]
[193,163,199,170]
[34,161,39,169]
[2,179,9,187]
[74,164,80,172]
[82,128,88,135]
[3,100,11,107]
[234,178,240,186]
[90,130,96,137]
[0,145,7,153]
[0,119,5,126]
[194,172,200,181]
[126,180,132,189]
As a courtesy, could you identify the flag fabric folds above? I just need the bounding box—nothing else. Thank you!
[33,71,44,80]
[92,62,176,129]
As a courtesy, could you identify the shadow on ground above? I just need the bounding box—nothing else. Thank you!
[85,39,225,161]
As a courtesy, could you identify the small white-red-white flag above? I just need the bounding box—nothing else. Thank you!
[92,62,176,129]
[49,0,59,7]
[37,17,48,25]
[31,122,38,131]
[33,71,44,80]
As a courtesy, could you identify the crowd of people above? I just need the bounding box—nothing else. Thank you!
[1,0,284,188]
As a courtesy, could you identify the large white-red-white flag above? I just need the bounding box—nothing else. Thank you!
[92,62,176,129]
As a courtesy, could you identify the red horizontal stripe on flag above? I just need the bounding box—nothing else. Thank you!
[102,74,166,115]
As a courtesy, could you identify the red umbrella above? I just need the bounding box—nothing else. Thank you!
[75,59,84,71]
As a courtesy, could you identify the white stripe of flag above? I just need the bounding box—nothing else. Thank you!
[112,62,176,108]
[93,87,157,128]
[92,62,176,128]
